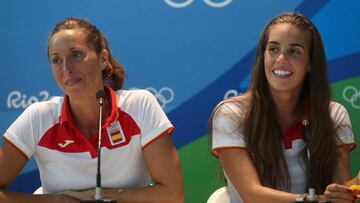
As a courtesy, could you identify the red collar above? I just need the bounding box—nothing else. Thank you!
[282,102,309,149]
[59,86,119,127]
[102,86,119,128]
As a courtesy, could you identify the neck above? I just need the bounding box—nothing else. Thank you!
[271,90,302,132]
[69,93,110,138]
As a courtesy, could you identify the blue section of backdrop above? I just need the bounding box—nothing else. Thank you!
[0,0,359,193]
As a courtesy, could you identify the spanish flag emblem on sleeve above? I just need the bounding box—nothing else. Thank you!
[106,121,126,145]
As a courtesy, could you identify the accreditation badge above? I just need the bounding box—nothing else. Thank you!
[106,121,126,145]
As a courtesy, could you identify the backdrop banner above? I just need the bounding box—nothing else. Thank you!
[0,1,359,202]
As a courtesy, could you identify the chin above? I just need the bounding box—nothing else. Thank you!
[63,85,85,96]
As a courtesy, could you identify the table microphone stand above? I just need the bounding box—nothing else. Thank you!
[81,91,116,203]
[294,118,330,203]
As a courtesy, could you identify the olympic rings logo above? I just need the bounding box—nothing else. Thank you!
[342,86,360,109]
[130,87,175,109]
[224,89,239,99]
[164,0,232,8]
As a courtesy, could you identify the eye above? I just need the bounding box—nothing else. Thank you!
[266,43,279,53]
[51,57,62,65]
[289,48,302,56]
[267,45,279,53]
[71,50,84,60]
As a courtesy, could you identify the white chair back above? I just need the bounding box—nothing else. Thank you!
[207,186,230,203]
[33,186,43,194]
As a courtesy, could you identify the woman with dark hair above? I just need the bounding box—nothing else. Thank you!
[209,12,359,203]
[0,17,183,202]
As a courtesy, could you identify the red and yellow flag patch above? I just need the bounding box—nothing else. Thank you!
[106,121,126,145]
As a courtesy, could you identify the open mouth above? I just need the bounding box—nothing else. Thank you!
[272,69,293,77]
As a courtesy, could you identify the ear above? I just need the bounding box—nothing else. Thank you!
[307,64,311,72]
[99,49,109,70]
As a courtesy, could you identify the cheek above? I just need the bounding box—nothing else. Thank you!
[50,67,57,78]
[264,56,272,74]
[51,68,62,82]
[295,59,310,75]
[264,63,272,81]
[264,52,272,67]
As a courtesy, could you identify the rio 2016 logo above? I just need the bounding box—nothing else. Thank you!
[7,90,53,109]
[342,86,360,109]
[164,0,232,8]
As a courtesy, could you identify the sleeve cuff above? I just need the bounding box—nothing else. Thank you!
[3,135,31,160]
[141,125,174,148]
[211,146,247,158]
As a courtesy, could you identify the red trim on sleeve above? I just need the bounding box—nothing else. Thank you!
[335,124,353,132]
[142,126,175,149]
[211,146,247,158]
[3,136,30,160]
[338,143,357,152]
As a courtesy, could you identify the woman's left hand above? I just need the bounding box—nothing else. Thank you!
[57,188,122,201]
[323,183,358,203]
[57,189,94,200]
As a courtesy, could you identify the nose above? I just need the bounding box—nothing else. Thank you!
[62,59,74,73]
[275,52,288,64]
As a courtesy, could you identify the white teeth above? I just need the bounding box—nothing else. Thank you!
[273,69,292,76]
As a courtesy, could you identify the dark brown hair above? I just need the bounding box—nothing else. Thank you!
[210,12,337,194]
[48,17,126,90]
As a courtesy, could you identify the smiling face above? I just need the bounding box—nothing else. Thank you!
[264,23,310,95]
[48,29,106,97]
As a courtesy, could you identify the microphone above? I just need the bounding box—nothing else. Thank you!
[81,90,116,203]
[96,90,107,107]
[302,117,316,201]
[294,116,330,203]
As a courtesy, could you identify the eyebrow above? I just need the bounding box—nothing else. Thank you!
[69,47,84,51]
[49,53,59,58]
[49,46,84,56]
[267,41,305,49]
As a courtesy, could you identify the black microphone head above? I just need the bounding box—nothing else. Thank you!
[96,90,107,101]
[301,115,310,126]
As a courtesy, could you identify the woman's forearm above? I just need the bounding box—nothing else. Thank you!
[0,189,78,203]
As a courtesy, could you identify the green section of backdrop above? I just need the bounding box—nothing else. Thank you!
[332,76,360,175]
[178,135,222,203]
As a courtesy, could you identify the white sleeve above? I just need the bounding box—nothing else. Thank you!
[3,104,40,159]
[330,102,356,147]
[211,102,246,156]
[136,90,174,147]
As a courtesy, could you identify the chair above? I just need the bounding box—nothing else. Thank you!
[33,186,43,194]
[207,186,230,203]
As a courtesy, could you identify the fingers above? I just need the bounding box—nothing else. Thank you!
[80,188,96,198]
[324,183,358,202]
[57,190,93,200]
[349,184,360,201]
[60,194,81,203]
